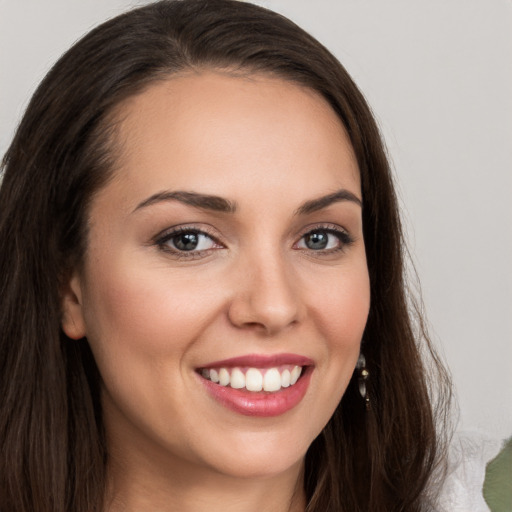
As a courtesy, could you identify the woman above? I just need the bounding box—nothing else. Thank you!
[0,1,452,511]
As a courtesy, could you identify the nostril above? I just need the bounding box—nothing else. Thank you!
[227,297,301,333]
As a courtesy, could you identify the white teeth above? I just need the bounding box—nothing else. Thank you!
[263,368,281,392]
[245,368,263,392]
[281,369,291,388]
[201,365,304,392]
[219,368,230,386]
[230,368,245,389]
[290,366,302,385]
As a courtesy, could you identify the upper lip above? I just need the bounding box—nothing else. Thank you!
[198,353,314,369]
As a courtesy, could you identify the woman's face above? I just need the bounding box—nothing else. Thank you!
[62,72,370,481]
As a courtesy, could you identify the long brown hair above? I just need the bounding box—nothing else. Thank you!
[0,1,452,510]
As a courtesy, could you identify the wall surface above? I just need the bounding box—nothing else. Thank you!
[1,0,511,441]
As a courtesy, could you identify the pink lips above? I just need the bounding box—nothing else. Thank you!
[197,353,314,417]
[202,353,313,368]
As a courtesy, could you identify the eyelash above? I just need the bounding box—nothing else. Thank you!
[154,224,354,259]
[154,226,222,259]
[295,224,355,255]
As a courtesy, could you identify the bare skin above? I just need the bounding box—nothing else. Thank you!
[62,71,370,511]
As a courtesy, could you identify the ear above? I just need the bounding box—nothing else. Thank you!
[60,272,86,340]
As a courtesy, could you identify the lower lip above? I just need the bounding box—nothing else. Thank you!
[198,367,313,417]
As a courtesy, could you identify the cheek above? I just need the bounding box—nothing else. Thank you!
[78,261,228,442]
[85,258,205,333]
[304,260,370,398]
[309,261,370,346]
[80,260,219,384]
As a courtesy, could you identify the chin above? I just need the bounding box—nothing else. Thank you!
[188,426,313,480]
[212,450,305,481]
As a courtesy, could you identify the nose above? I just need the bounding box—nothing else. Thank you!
[227,251,303,335]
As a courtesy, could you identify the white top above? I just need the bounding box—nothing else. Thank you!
[434,431,503,512]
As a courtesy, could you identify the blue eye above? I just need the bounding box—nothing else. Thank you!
[297,228,352,252]
[303,231,332,250]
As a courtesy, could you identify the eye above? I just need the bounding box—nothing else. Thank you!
[170,231,215,251]
[296,227,353,252]
[156,227,221,255]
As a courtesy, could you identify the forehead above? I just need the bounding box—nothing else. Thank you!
[101,71,360,208]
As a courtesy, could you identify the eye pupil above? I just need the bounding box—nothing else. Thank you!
[305,231,328,250]
[174,232,199,251]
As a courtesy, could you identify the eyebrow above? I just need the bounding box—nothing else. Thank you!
[132,188,362,215]
[133,190,237,214]
[295,189,362,215]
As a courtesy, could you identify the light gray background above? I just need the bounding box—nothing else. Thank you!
[1,0,511,441]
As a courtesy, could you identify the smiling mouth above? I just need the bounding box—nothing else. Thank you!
[198,365,303,393]
[196,354,313,416]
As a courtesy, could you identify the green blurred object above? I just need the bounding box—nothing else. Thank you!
[483,436,512,512]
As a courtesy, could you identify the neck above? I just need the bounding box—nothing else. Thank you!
[107,460,305,512]
[104,428,306,512]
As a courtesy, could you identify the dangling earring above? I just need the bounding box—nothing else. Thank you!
[356,353,370,410]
